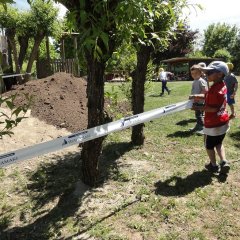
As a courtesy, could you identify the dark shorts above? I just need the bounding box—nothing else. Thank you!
[205,134,226,150]
[227,93,235,105]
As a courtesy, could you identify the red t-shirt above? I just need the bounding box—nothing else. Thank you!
[204,81,229,128]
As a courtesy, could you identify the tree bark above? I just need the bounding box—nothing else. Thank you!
[131,45,151,146]
[5,29,23,84]
[25,35,44,81]
[81,54,105,187]
[18,36,29,69]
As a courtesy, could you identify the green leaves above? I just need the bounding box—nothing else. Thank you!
[0,0,15,10]
[0,93,32,139]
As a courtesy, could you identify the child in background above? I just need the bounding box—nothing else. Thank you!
[159,68,174,96]
[191,61,230,174]
[189,64,208,134]
[224,62,238,119]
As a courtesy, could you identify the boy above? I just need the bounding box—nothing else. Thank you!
[191,61,230,174]
[189,64,208,133]
[159,68,174,96]
[224,62,238,119]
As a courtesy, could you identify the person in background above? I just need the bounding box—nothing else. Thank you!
[198,62,207,80]
[159,68,174,96]
[190,61,230,174]
[189,64,208,134]
[224,62,238,119]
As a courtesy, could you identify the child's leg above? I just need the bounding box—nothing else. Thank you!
[215,144,226,162]
[205,135,217,165]
[229,104,235,117]
[206,149,217,165]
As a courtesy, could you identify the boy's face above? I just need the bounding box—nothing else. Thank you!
[206,70,224,82]
[190,69,202,80]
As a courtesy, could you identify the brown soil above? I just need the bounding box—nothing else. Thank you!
[4,72,131,133]
[5,72,88,133]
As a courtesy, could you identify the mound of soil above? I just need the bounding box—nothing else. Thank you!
[5,72,88,133]
[4,72,131,133]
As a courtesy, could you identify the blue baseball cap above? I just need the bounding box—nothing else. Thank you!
[202,61,229,76]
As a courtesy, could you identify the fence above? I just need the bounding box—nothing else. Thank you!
[37,58,80,79]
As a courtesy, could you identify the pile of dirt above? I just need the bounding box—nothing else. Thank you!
[5,72,88,133]
[4,72,131,133]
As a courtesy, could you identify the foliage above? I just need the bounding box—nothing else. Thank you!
[0,4,19,30]
[38,39,60,60]
[28,0,59,37]
[213,48,232,62]
[0,1,61,76]
[186,50,207,58]
[0,0,14,10]
[106,41,137,75]
[202,23,239,57]
[0,93,32,138]
[153,22,198,64]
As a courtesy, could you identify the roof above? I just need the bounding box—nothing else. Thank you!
[161,57,221,64]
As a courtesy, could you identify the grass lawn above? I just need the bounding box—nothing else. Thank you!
[1,79,240,239]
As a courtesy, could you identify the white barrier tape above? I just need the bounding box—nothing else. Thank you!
[0,100,193,168]
[2,73,32,79]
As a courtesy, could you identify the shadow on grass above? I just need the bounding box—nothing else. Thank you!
[167,130,195,138]
[154,169,228,196]
[175,118,196,126]
[1,141,134,239]
[148,93,161,97]
[1,152,84,239]
[65,197,139,240]
[99,141,134,183]
[229,131,240,148]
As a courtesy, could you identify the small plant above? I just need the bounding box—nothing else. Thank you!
[0,93,32,138]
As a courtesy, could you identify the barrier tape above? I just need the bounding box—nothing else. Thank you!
[0,100,193,168]
[1,73,32,79]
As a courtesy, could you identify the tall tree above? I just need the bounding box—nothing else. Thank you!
[0,6,23,82]
[130,0,188,145]
[25,0,59,81]
[153,23,198,63]
[56,0,122,186]
[202,23,238,57]
[55,0,188,186]
[0,1,60,81]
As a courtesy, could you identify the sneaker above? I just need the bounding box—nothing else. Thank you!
[205,163,219,173]
[196,130,204,135]
[189,125,203,132]
[219,161,230,174]
[160,93,164,96]
[229,114,236,120]
[168,90,171,95]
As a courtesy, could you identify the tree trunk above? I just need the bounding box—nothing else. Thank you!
[131,45,151,146]
[7,39,13,72]
[46,36,50,63]
[25,35,44,81]
[81,55,105,187]
[5,29,23,84]
[18,36,29,69]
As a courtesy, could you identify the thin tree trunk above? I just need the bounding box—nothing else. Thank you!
[5,30,23,84]
[18,36,29,69]
[81,54,105,187]
[46,36,50,63]
[131,45,151,146]
[7,39,13,72]
[25,35,44,81]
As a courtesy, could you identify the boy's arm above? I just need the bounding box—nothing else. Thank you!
[231,82,238,98]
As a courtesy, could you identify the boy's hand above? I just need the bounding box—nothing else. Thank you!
[191,102,205,111]
[189,94,205,100]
